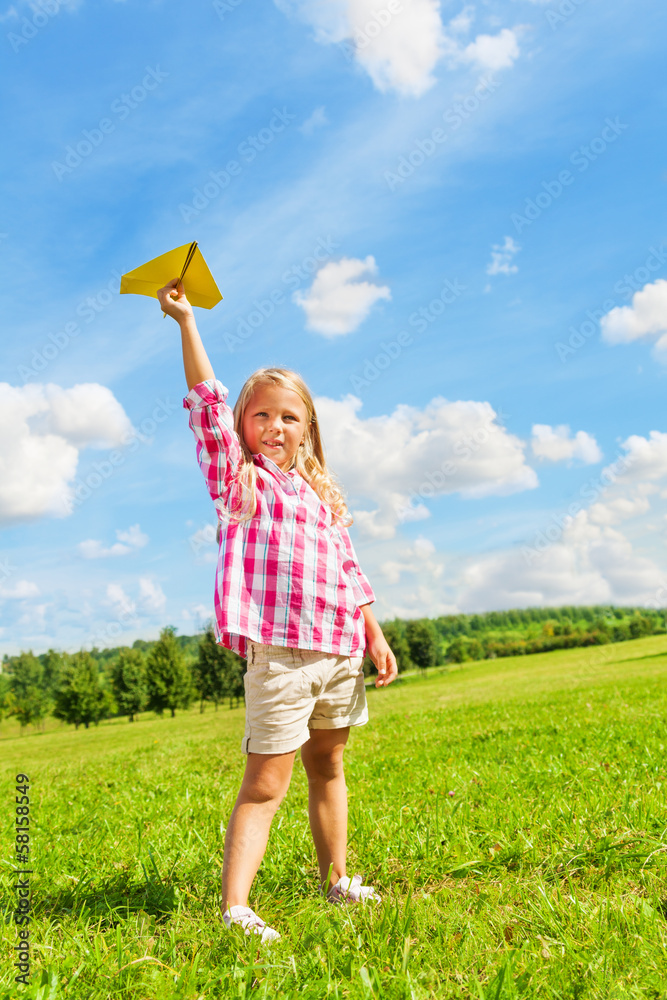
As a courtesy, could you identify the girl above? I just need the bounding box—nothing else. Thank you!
[158,278,398,943]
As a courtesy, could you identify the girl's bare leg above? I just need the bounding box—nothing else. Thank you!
[221,750,296,911]
[300,727,350,892]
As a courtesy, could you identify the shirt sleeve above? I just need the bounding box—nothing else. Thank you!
[331,521,376,607]
[183,379,242,502]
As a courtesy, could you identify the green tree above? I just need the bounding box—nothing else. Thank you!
[0,673,15,733]
[223,649,246,709]
[194,624,228,711]
[405,619,438,671]
[146,626,194,718]
[41,648,63,698]
[8,652,51,731]
[112,648,148,722]
[467,638,484,661]
[53,652,115,729]
[446,637,467,664]
[629,615,653,639]
[194,624,245,710]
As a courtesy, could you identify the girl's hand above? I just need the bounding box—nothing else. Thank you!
[157,279,195,325]
[366,636,398,688]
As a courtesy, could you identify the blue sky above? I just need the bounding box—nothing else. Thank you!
[1,0,667,657]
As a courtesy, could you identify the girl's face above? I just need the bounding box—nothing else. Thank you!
[242,383,308,472]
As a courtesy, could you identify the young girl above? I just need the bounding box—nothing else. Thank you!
[158,278,398,943]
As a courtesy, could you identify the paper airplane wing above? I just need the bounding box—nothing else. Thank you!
[120,242,223,309]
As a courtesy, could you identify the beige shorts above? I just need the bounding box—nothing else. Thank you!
[242,640,368,755]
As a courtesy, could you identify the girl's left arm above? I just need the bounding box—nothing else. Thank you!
[360,603,398,688]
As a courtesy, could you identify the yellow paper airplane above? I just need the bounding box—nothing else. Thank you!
[120,241,223,309]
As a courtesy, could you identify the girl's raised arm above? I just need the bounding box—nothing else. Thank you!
[157,279,215,391]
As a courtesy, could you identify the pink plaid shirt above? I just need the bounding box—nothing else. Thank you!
[183,379,376,660]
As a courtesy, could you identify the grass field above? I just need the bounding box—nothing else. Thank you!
[1,635,667,999]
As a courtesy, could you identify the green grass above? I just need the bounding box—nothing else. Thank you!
[1,636,667,998]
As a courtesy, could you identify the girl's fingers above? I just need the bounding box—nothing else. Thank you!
[157,278,181,300]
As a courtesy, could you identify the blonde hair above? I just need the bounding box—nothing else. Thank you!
[216,367,353,534]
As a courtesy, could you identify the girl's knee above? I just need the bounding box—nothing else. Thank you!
[241,754,293,805]
[302,740,346,782]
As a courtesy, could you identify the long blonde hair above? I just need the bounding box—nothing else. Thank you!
[216,367,353,532]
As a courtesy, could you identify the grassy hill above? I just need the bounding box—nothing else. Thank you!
[1,635,666,998]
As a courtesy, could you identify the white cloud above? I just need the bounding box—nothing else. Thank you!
[0,579,39,599]
[486,235,520,276]
[316,393,537,537]
[531,424,602,465]
[275,1,521,94]
[462,28,520,71]
[188,523,218,562]
[39,383,133,449]
[293,255,391,336]
[587,493,651,527]
[103,576,165,622]
[448,5,474,34]
[459,509,664,613]
[380,534,443,584]
[106,583,136,617]
[299,106,328,134]
[78,524,149,559]
[610,430,667,483]
[600,279,667,363]
[275,0,447,97]
[181,603,213,625]
[117,525,149,548]
[17,603,49,631]
[0,382,134,525]
[139,578,167,613]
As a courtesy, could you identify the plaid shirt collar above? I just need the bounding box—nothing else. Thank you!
[252,451,299,480]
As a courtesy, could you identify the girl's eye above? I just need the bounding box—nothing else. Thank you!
[257,412,296,420]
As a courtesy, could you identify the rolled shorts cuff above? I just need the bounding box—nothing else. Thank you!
[241,726,311,756]
[308,706,369,731]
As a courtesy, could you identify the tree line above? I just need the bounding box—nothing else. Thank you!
[0,624,244,733]
[379,605,665,669]
[1,605,664,733]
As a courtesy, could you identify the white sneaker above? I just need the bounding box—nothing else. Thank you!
[222,905,281,943]
[328,874,381,905]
